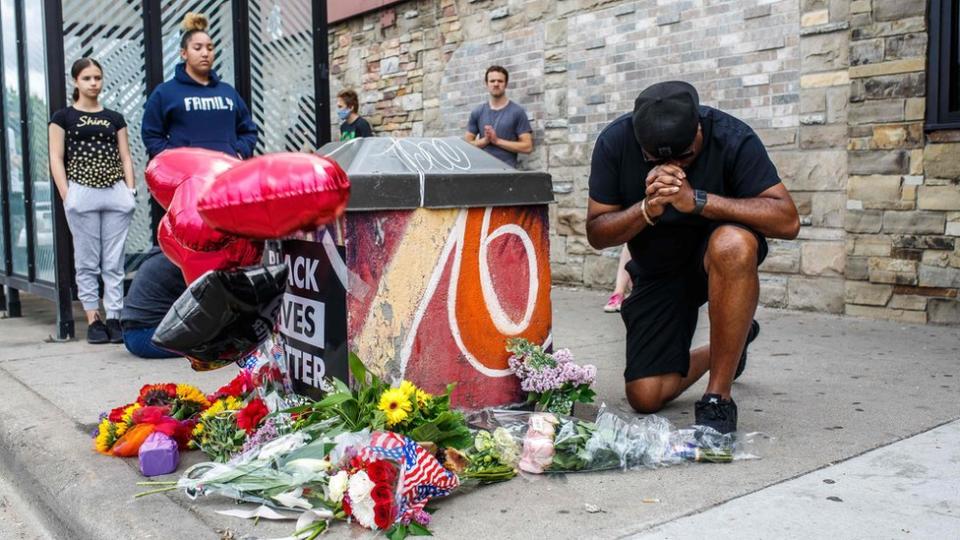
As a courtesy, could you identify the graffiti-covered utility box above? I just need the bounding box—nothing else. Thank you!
[272,137,554,409]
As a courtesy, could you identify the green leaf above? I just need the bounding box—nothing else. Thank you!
[315,391,353,408]
[386,524,408,540]
[408,522,433,536]
[348,352,368,386]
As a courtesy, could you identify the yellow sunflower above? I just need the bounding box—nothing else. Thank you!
[378,388,413,426]
[176,384,210,408]
[94,419,116,454]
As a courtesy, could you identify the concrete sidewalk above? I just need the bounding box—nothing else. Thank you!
[0,288,958,539]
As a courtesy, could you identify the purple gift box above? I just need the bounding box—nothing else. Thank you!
[139,432,180,477]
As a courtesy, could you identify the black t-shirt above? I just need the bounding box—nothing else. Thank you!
[121,248,187,329]
[588,106,781,278]
[339,116,373,141]
[49,106,127,188]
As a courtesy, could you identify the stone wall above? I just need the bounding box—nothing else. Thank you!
[843,0,960,324]
[327,0,960,324]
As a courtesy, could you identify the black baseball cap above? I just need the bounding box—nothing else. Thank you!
[632,81,700,160]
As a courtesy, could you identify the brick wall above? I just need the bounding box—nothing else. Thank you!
[328,0,960,324]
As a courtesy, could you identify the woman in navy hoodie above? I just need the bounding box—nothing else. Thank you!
[141,12,257,159]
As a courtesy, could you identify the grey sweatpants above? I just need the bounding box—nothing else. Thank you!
[63,181,136,318]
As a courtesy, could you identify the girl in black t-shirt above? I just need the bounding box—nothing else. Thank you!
[48,58,137,345]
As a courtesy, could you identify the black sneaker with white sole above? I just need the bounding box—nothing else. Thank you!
[694,393,738,435]
[87,319,110,344]
[734,320,760,381]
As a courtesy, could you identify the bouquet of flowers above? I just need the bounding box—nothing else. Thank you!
[291,354,473,451]
[94,383,209,457]
[139,428,457,540]
[446,427,520,484]
[506,338,597,415]
[471,408,751,475]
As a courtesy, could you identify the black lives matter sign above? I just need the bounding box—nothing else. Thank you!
[266,239,347,400]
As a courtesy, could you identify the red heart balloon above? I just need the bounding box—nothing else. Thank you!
[197,153,350,239]
[145,148,240,209]
[158,213,263,284]
[167,175,232,251]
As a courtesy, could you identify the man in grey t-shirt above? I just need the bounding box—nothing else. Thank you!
[465,65,534,168]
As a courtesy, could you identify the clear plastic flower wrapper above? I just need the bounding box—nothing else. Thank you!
[467,406,763,474]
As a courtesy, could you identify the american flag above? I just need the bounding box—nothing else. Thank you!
[358,432,460,522]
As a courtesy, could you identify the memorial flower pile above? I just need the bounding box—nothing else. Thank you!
[123,345,752,540]
[506,338,598,415]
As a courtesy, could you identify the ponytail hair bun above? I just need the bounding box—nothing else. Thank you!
[182,12,208,32]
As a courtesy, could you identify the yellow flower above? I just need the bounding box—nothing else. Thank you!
[176,384,210,408]
[94,419,116,453]
[415,389,432,408]
[202,397,241,418]
[114,422,129,437]
[193,423,204,436]
[121,403,141,424]
[398,380,417,399]
[378,388,412,426]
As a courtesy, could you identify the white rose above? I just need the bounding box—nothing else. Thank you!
[327,470,349,503]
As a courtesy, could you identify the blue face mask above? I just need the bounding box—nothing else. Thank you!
[337,107,351,121]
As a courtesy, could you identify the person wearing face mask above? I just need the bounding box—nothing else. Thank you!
[586,81,800,435]
[141,12,258,159]
[336,90,373,141]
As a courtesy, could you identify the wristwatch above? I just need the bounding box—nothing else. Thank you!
[693,189,708,215]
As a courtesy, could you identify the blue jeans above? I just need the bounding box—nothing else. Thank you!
[123,326,180,359]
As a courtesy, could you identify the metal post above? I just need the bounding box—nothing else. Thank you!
[4,285,20,317]
[313,0,330,146]
[44,0,72,339]
[142,0,164,242]
[14,0,35,282]
[0,0,12,278]
[231,0,251,108]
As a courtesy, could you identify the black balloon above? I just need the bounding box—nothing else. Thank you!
[152,264,288,371]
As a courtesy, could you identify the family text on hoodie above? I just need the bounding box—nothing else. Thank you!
[141,63,258,159]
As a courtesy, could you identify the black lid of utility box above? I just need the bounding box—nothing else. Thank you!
[318,137,554,210]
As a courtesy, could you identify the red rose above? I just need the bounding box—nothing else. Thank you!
[342,495,352,516]
[373,500,396,529]
[366,460,397,485]
[370,483,394,505]
[236,398,269,434]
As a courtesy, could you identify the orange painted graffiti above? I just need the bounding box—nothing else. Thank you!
[452,207,551,372]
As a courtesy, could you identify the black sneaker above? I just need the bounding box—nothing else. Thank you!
[734,320,761,380]
[87,319,110,344]
[105,319,123,344]
[694,393,738,434]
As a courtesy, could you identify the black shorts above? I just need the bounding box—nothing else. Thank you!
[620,223,768,382]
